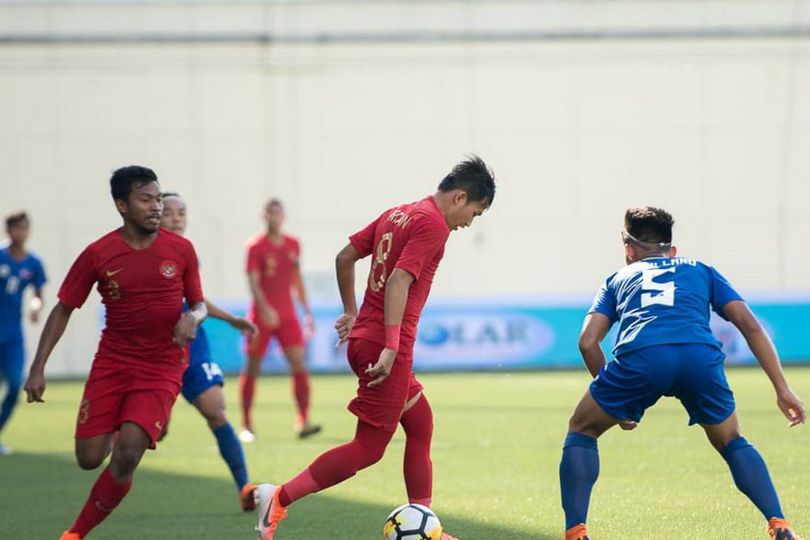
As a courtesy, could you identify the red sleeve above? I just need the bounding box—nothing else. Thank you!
[183,242,204,305]
[58,246,97,309]
[349,212,385,258]
[245,241,262,273]
[395,216,449,280]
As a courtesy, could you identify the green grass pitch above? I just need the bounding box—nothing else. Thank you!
[1,368,808,539]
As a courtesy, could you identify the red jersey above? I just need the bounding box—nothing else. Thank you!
[58,228,204,389]
[245,233,301,321]
[349,196,450,351]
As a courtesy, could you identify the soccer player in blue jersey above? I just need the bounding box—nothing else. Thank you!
[0,211,46,455]
[160,192,260,511]
[559,207,805,540]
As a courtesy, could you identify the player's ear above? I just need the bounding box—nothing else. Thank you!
[668,245,678,257]
[453,190,468,206]
[114,198,128,216]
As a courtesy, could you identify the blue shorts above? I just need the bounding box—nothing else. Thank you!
[589,343,735,426]
[181,328,224,403]
[0,338,25,390]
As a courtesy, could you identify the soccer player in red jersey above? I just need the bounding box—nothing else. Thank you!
[240,199,320,441]
[23,166,207,540]
[254,156,496,540]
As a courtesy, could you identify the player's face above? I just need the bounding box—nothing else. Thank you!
[6,220,30,246]
[117,181,163,234]
[448,192,488,231]
[160,196,187,236]
[264,204,285,233]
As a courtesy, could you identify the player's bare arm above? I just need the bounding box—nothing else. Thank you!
[292,261,315,335]
[205,298,257,337]
[335,242,362,343]
[29,286,44,323]
[24,301,75,403]
[174,301,207,347]
[367,267,414,387]
[723,300,805,427]
[578,313,612,378]
[247,268,279,328]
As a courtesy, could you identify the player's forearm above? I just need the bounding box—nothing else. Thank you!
[579,344,606,378]
[30,303,72,372]
[384,271,412,325]
[205,299,236,324]
[744,327,789,392]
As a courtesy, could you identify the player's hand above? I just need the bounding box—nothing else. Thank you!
[776,387,805,427]
[304,313,315,339]
[366,348,396,387]
[230,317,258,338]
[24,370,46,403]
[29,309,41,324]
[334,313,356,345]
[260,306,280,329]
[173,313,198,348]
[618,420,638,431]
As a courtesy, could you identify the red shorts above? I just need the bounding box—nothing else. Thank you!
[346,338,423,433]
[245,317,305,357]
[75,365,180,449]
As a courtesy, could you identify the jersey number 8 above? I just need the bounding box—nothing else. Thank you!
[369,232,394,292]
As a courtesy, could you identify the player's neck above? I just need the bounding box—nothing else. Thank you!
[7,242,27,260]
[265,230,283,243]
[119,223,159,250]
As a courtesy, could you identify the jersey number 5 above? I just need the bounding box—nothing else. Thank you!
[641,267,675,308]
[369,232,394,292]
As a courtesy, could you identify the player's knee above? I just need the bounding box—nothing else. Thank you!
[111,444,144,475]
[205,409,227,430]
[363,445,387,467]
[76,450,105,470]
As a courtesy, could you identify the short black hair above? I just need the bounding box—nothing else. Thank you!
[265,198,284,211]
[437,155,496,207]
[161,191,181,199]
[110,165,158,202]
[624,207,674,245]
[5,210,28,229]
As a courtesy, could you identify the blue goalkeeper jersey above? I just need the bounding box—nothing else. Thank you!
[589,256,742,357]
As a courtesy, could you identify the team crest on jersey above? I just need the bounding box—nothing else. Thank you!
[159,260,178,279]
[19,268,32,280]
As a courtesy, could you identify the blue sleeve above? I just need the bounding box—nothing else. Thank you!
[33,256,47,289]
[708,266,743,320]
[588,277,618,323]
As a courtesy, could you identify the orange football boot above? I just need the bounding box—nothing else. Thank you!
[564,523,590,540]
[240,482,257,512]
[769,518,803,540]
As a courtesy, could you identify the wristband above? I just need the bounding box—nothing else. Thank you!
[385,324,401,351]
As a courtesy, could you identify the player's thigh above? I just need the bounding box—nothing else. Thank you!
[568,389,619,438]
[347,339,412,431]
[402,373,425,414]
[192,385,227,428]
[674,344,735,427]
[282,346,306,372]
[245,323,273,370]
[74,376,129,454]
[75,433,114,470]
[278,319,306,370]
[109,421,152,475]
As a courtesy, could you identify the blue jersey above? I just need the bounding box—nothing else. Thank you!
[589,256,742,357]
[0,247,46,343]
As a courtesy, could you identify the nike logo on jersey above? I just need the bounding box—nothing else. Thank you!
[106,268,123,277]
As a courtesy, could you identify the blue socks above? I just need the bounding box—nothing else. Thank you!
[721,437,783,520]
[213,422,249,491]
[560,432,600,530]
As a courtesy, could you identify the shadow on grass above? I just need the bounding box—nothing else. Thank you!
[0,452,558,539]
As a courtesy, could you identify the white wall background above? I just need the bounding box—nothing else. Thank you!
[1,0,809,375]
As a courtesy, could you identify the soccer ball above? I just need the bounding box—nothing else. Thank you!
[383,503,443,540]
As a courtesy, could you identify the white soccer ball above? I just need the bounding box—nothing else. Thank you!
[383,503,443,540]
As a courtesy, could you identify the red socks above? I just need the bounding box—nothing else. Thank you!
[292,371,310,425]
[239,373,256,430]
[400,394,434,506]
[69,467,132,537]
[279,421,393,506]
